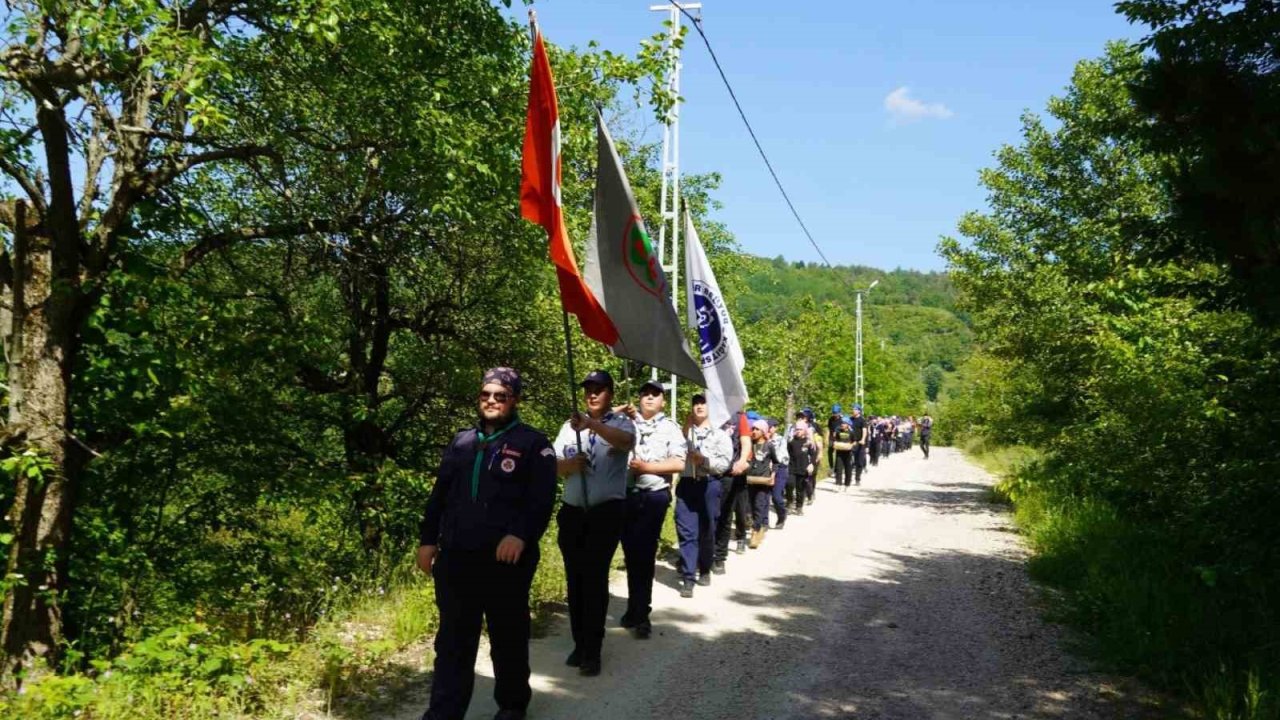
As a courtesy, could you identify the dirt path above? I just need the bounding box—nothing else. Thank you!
[392,447,1163,720]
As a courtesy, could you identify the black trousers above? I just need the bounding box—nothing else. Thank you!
[621,487,671,627]
[921,433,931,458]
[835,450,854,486]
[557,500,625,663]
[714,475,748,562]
[426,547,538,720]
[785,473,811,508]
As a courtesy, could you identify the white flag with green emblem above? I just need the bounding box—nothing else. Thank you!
[584,111,705,386]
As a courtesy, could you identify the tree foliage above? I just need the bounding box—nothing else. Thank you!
[939,38,1280,715]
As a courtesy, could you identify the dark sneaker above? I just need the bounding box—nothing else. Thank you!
[579,657,601,676]
[633,623,652,639]
[774,520,786,530]
[565,648,581,667]
[712,560,727,575]
[494,711,526,720]
[619,612,638,629]
[735,539,747,554]
[679,580,694,599]
[697,574,712,586]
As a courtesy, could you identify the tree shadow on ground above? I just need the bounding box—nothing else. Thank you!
[855,485,1004,516]
[507,547,1172,720]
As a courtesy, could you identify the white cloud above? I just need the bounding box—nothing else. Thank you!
[884,86,953,123]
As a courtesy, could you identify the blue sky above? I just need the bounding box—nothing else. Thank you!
[514,1,1142,271]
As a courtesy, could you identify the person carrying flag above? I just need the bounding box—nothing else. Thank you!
[554,370,635,677]
[676,393,732,596]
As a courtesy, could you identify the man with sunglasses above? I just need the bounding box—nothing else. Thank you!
[417,367,557,720]
[553,369,636,677]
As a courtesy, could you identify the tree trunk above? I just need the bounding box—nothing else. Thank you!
[2,201,81,683]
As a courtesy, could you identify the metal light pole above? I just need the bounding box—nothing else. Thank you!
[649,2,700,411]
[854,279,878,408]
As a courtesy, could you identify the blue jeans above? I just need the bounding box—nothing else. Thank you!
[675,477,721,580]
[771,466,789,525]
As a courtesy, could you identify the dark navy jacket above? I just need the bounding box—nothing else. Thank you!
[418,421,557,553]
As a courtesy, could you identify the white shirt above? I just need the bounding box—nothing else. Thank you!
[630,412,686,491]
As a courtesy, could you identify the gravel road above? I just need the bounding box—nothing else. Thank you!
[395,447,1165,720]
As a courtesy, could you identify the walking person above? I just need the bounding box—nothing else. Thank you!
[746,420,779,548]
[713,410,752,571]
[826,404,842,479]
[919,413,933,459]
[831,417,855,490]
[806,410,824,503]
[675,393,732,597]
[619,381,685,639]
[850,404,869,486]
[767,418,790,530]
[417,368,558,720]
[553,370,636,677]
[786,420,817,516]
[868,415,881,468]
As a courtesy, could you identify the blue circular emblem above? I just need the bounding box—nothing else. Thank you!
[692,280,728,368]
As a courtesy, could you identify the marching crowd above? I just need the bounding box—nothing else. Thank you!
[416,366,934,720]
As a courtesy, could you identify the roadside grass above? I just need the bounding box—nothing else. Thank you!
[964,443,1279,720]
[2,532,570,720]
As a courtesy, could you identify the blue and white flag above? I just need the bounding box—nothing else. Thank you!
[684,210,748,427]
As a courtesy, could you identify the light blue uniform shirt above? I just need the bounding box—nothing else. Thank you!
[554,412,635,508]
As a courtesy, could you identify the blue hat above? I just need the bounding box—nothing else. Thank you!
[580,369,614,390]
[832,404,842,413]
[746,410,761,421]
[853,404,863,413]
[482,367,522,397]
[841,415,852,425]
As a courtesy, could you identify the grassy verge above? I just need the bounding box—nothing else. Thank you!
[962,441,1278,720]
[2,532,570,720]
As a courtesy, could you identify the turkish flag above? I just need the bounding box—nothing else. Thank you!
[521,30,620,346]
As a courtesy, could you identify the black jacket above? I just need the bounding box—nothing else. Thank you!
[788,436,816,476]
[419,421,557,552]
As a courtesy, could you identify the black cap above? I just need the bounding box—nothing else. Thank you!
[691,393,708,404]
[638,380,665,395]
[580,369,614,390]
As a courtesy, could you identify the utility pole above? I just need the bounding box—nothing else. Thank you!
[854,279,878,408]
[649,1,700,411]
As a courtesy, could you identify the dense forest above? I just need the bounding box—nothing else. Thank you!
[934,2,1280,718]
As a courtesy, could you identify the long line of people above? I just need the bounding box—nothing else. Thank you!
[416,366,934,720]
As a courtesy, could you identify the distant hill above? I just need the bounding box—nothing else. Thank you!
[730,255,972,402]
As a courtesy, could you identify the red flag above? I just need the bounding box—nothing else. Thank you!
[521,30,620,346]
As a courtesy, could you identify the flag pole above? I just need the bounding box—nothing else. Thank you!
[532,9,590,506]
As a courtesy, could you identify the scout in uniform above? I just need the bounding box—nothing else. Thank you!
[619,380,686,637]
[675,393,733,597]
[417,368,557,720]
[553,370,636,676]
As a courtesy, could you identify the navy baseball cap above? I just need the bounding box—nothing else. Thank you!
[481,367,522,397]
[638,380,665,395]
[691,393,708,404]
[580,369,614,389]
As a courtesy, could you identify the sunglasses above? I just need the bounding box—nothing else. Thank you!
[478,390,512,403]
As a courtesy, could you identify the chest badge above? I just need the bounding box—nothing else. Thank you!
[500,457,516,473]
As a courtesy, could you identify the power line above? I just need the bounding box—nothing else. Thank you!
[675,5,839,271]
